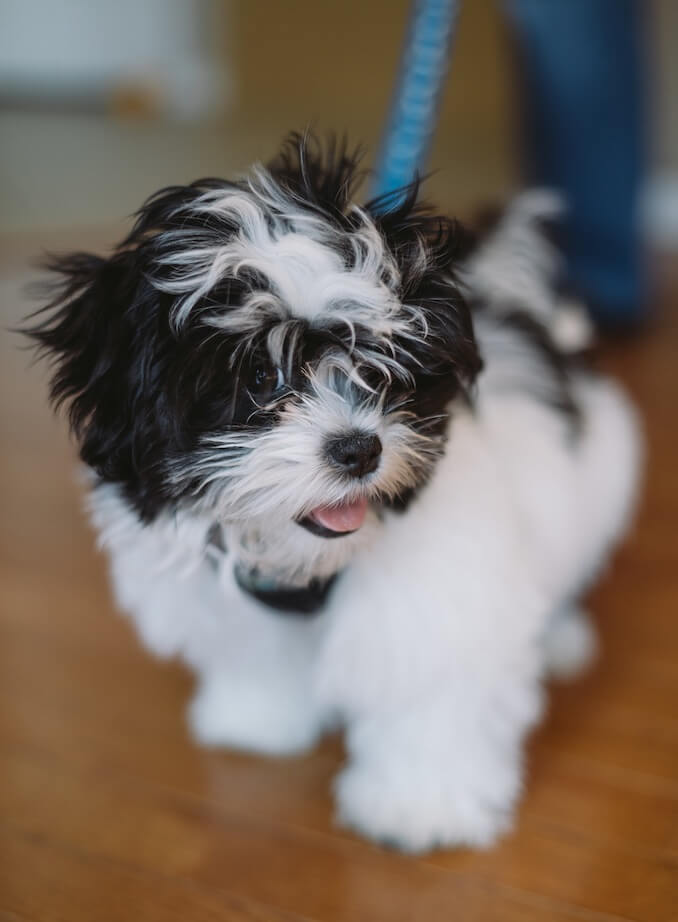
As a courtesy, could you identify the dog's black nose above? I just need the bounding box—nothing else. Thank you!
[326,433,382,478]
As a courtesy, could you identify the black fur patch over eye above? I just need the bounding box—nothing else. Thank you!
[247,361,285,401]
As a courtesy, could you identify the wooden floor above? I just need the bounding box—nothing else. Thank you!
[1,236,677,922]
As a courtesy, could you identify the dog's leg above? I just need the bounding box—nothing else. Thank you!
[311,409,552,852]
[93,490,327,756]
[331,655,544,852]
[312,452,546,849]
[188,597,327,756]
[317,558,546,850]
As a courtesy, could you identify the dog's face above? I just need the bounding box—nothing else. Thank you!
[29,136,481,583]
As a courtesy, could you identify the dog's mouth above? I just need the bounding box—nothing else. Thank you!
[298,497,369,539]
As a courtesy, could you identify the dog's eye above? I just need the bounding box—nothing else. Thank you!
[248,362,285,398]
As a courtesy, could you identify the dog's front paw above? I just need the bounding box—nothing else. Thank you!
[189,676,322,756]
[335,758,517,854]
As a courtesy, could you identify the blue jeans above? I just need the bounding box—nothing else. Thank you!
[505,0,646,326]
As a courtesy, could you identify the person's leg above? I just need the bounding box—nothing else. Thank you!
[505,0,647,328]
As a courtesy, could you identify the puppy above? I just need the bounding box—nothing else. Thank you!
[28,135,640,852]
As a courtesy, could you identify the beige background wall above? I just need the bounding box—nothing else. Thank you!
[0,0,675,233]
[235,0,678,177]
[234,0,516,207]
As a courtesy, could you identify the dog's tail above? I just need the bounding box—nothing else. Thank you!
[462,190,594,354]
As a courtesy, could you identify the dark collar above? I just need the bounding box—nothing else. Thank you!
[234,563,338,616]
[207,523,339,616]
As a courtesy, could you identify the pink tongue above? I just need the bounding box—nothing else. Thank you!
[311,497,368,533]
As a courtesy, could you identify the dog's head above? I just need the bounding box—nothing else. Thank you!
[28,134,481,583]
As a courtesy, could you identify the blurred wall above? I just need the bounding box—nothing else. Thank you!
[233,0,516,203]
[234,0,677,240]
[1,0,675,236]
[0,0,232,117]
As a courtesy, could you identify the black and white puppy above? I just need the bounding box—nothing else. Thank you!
[29,135,640,852]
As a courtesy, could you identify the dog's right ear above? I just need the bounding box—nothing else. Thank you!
[24,248,160,486]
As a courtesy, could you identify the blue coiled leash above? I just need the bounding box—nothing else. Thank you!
[371,0,461,207]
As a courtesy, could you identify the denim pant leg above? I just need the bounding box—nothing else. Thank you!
[505,0,646,326]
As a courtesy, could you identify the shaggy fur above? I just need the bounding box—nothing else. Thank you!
[27,134,641,852]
